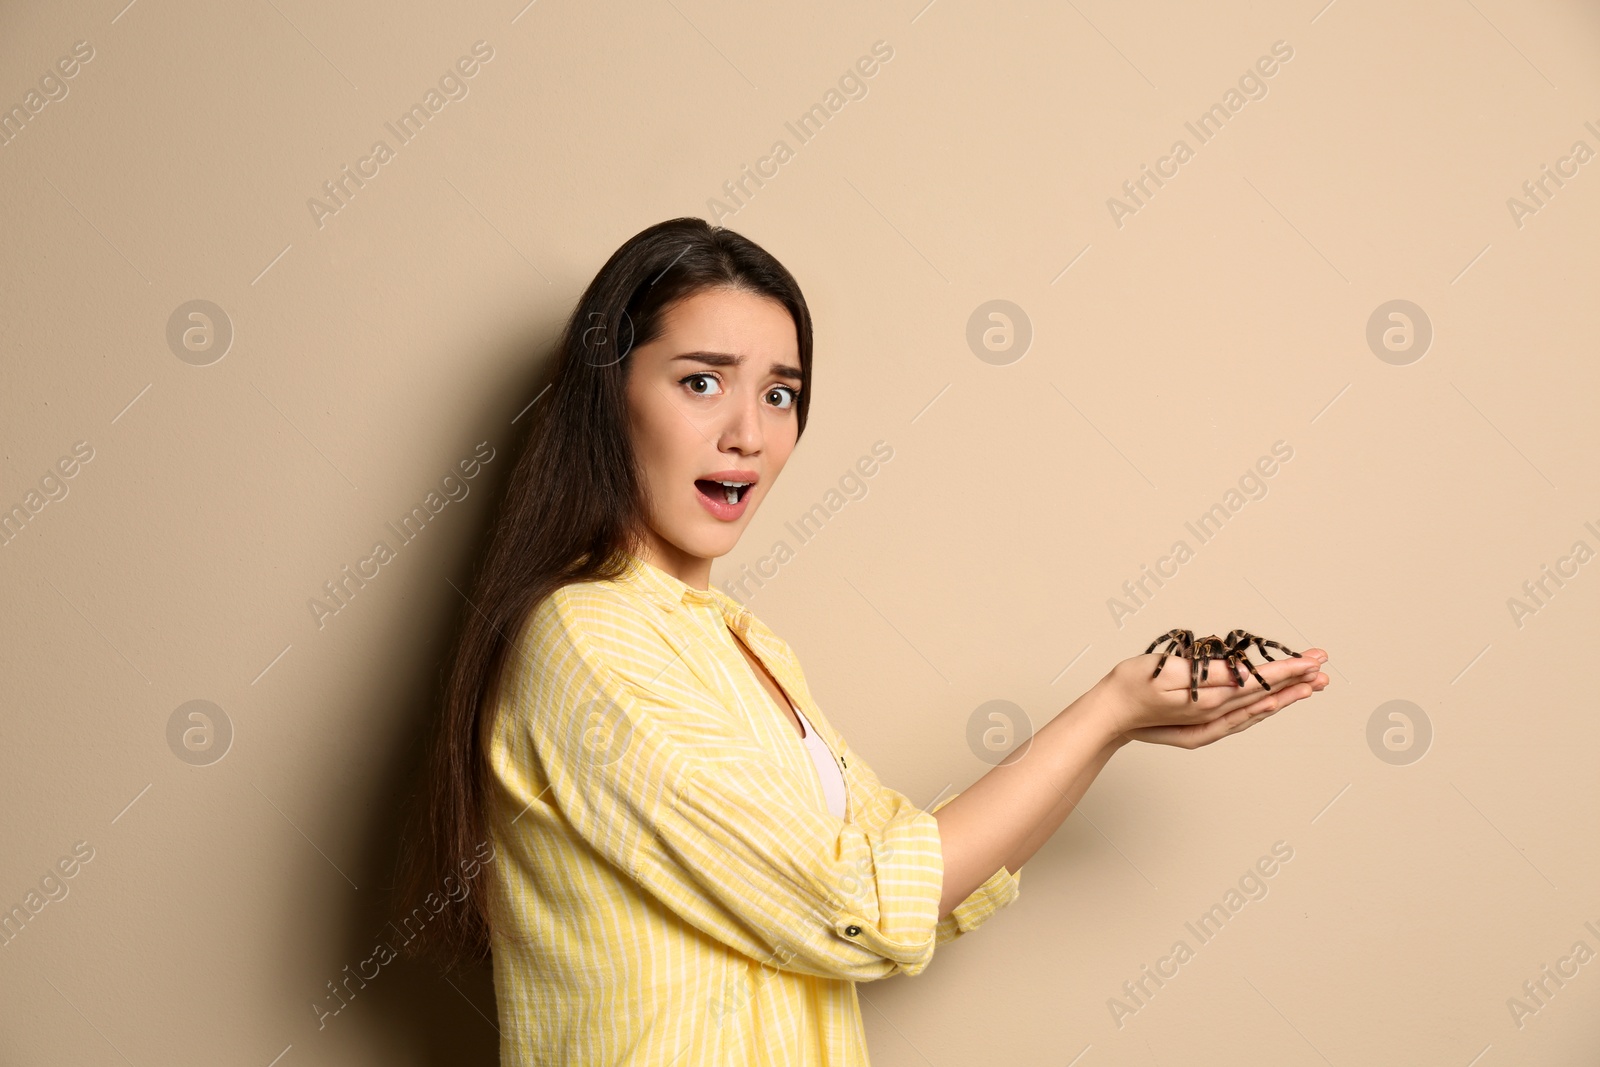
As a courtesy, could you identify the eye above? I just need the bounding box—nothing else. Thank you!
[766,385,800,410]
[679,372,723,397]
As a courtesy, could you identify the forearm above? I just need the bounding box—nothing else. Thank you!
[933,681,1120,919]
[1002,732,1127,874]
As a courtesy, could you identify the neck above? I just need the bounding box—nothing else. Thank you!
[634,529,712,590]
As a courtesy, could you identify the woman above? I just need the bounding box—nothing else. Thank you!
[392,217,1330,1064]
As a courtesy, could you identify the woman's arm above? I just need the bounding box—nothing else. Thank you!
[1000,731,1129,875]
[934,684,1122,919]
[934,649,1328,920]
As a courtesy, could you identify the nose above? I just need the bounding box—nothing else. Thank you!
[716,385,764,456]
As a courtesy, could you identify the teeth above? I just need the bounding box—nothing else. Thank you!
[701,478,751,506]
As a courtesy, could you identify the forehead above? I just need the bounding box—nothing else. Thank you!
[650,287,799,361]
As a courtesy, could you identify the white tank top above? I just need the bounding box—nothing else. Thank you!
[790,700,847,820]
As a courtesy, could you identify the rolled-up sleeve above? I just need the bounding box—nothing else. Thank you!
[646,757,950,981]
[505,589,1019,984]
[928,792,1024,946]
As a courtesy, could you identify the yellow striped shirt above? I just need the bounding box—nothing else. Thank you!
[485,550,1023,1064]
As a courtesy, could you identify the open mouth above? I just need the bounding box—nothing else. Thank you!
[695,479,751,505]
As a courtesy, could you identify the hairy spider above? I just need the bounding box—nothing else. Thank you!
[1144,628,1302,703]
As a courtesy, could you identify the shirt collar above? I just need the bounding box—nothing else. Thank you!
[617,550,754,636]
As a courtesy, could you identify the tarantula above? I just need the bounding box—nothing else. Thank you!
[1144,629,1301,703]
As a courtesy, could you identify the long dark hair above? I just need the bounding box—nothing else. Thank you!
[389,217,814,971]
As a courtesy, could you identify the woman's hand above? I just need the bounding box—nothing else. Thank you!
[1088,646,1330,750]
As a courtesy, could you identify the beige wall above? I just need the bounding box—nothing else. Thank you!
[3,0,1598,1062]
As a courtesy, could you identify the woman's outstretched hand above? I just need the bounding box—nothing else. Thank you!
[1087,646,1330,750]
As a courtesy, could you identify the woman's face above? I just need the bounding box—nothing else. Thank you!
[624,285,803,587]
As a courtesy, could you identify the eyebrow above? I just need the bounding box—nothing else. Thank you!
[670,350,803,381]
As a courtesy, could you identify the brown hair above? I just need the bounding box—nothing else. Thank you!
[389,217,814,971]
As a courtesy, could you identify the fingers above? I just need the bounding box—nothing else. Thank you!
[1150,650,1325,699]
[1191,701,1273,747]
[1229,673,1328,722]
[1123,647,1331,736]
[1190,696,1279,746]
[1229,701,1278,732]
[1125,653,1332,749]
[1188,679,1312,733]
[1198,658,1328,716]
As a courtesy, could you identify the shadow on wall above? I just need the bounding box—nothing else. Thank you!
[319,322,560,1064]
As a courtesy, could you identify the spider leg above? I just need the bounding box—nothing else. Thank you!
[1224,631,1256,665]
[1179,632,1200,700]
[1144,628,1186,655]
[1146,630,1189,680]
[1237,654,1272,692]
[1149,639,1180,681]
[1252,635,1301,660]
[1189,650,1201,702]
[1224,652,1247,688]
[1190,637,1229,697]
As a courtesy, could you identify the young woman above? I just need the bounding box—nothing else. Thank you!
[393,217,1330,1064]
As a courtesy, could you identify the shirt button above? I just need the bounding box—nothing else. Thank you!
[845,925,861,937]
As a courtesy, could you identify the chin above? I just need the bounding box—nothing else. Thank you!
[687,528,743,560]
[657,518,743,562]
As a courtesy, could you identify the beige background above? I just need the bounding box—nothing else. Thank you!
[3,0,1598,1063]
